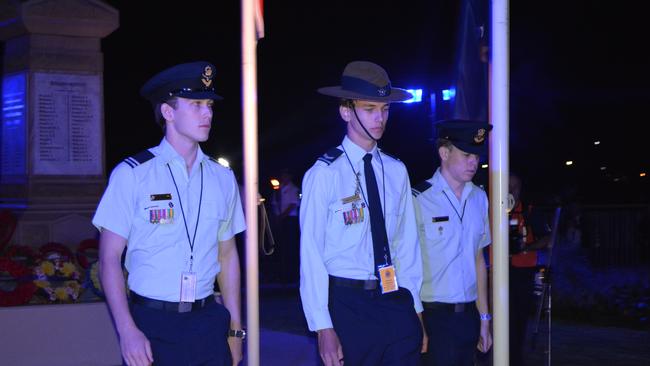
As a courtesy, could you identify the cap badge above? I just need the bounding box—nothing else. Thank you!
[377,87,388,97]
[474,128,486,143]
[201,65,213,88]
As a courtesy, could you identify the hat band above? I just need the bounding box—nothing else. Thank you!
[168,87,215,97]
[341,76,392,98]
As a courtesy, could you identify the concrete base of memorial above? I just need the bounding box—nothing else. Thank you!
[0,301,121,366]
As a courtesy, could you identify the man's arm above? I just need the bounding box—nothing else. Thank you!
[99,229,153,366]
[217,236,243,366]
[475,247,492,353]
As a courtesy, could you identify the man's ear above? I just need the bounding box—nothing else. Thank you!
[339,105,351,122]
[161,102,175,121]
[438,145,450,161]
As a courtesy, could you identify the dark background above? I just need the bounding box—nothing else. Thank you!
[99,0,649,206]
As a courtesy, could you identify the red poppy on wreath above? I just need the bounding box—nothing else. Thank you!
[0,256,37,307]
[39,242,74,262]
[76,238,99,270]
[5,245,40,268]
[0,209,17,252]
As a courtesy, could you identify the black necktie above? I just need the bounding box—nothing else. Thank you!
[363,153,392,275]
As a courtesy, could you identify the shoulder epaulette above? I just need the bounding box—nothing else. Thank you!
[411,181,432,197]
[208,156,231,169]
[317,147,343,165]
[124,149,155,168]
[379,149,400,161]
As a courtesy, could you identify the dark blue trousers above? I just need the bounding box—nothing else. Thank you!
[329,285,422,366]
[421,304,480,366]
[127,299,232,366]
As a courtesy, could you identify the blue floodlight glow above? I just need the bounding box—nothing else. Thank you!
[1,72,27,180]
[403,89,423,104]
[442,88,456,101]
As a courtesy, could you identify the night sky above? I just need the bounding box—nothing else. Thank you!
[97,0,649,205]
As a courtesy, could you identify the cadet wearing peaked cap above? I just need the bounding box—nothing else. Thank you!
[300,60,424,366]
[93,61,246,366]
[412,119,493,366]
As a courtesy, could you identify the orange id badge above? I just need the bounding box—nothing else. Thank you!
[378,265,398,294]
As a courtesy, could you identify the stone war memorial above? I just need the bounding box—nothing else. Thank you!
[0,1,121,365]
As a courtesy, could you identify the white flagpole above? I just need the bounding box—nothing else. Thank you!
[490,0,510,365]
[242,0,260,364]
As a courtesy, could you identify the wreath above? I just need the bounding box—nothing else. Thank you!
[85,261,129,300]
[4,245,40,268]
[0,256,37,307]
[76,239,99,270]
[33,259,83,303]
[39,242,74,262]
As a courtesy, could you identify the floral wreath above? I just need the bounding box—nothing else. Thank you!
[0,256,37,307]
[76,239,99,270]
[39,242,74,262]
[33,259,83,303]
[85,261,129,300]
[4,245,40,268]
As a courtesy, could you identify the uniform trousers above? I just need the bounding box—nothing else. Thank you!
[328,279,422,366]
[421,302,480,366]
[128,295,232,366]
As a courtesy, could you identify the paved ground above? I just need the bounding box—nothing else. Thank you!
[249,285,650,366]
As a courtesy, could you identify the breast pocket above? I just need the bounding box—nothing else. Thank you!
[423,220,451,246]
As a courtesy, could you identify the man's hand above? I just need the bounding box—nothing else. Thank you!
[228,336,243,365]
[119,325,153,366]
[417,312,428,353]
[318,328,344,366]
[477,319,492,353]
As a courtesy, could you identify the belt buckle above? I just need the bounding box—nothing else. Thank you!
[454,303,465,312]
[178,302,192,313]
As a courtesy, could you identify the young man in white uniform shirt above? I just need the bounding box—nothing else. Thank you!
[93,61,246,366]
[412,120,493,366]
[300,61,425,366]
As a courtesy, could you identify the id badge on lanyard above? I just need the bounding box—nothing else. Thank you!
[378,264,398,294]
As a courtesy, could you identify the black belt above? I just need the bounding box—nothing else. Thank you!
[422,301,474,313]
[131,292,213,313]
[329,275,378,290]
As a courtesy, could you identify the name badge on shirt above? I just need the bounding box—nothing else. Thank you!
[151,193,172,201]
[378,264,398,294]
[432,216,449,222]
[180,271,197,305]
[341,193,361,205]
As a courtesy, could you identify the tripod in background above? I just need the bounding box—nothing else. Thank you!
[531,206,562,366]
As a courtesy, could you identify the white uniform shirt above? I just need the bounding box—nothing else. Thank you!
[93,138,245,302]
[300,136,423,331]
[412,168,491,303]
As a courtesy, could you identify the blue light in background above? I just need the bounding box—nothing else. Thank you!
[402,88,423,104]
[442,88,456,101]
[1,72,27,180]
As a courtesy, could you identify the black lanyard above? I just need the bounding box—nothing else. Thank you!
[167,162,203,271]
[442,190,467,223]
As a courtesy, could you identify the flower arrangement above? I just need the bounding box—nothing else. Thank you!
[76,238,99,270]
[0,256,37,306]
[33,259,83,303]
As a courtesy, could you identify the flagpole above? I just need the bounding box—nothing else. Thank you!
[242,0,260,364]
[490,0,510,364]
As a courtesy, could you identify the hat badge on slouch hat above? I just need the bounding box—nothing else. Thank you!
[317,61,413,103]
[474,128,487,143]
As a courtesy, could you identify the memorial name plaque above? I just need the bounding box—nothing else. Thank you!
[32,73,102,176]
